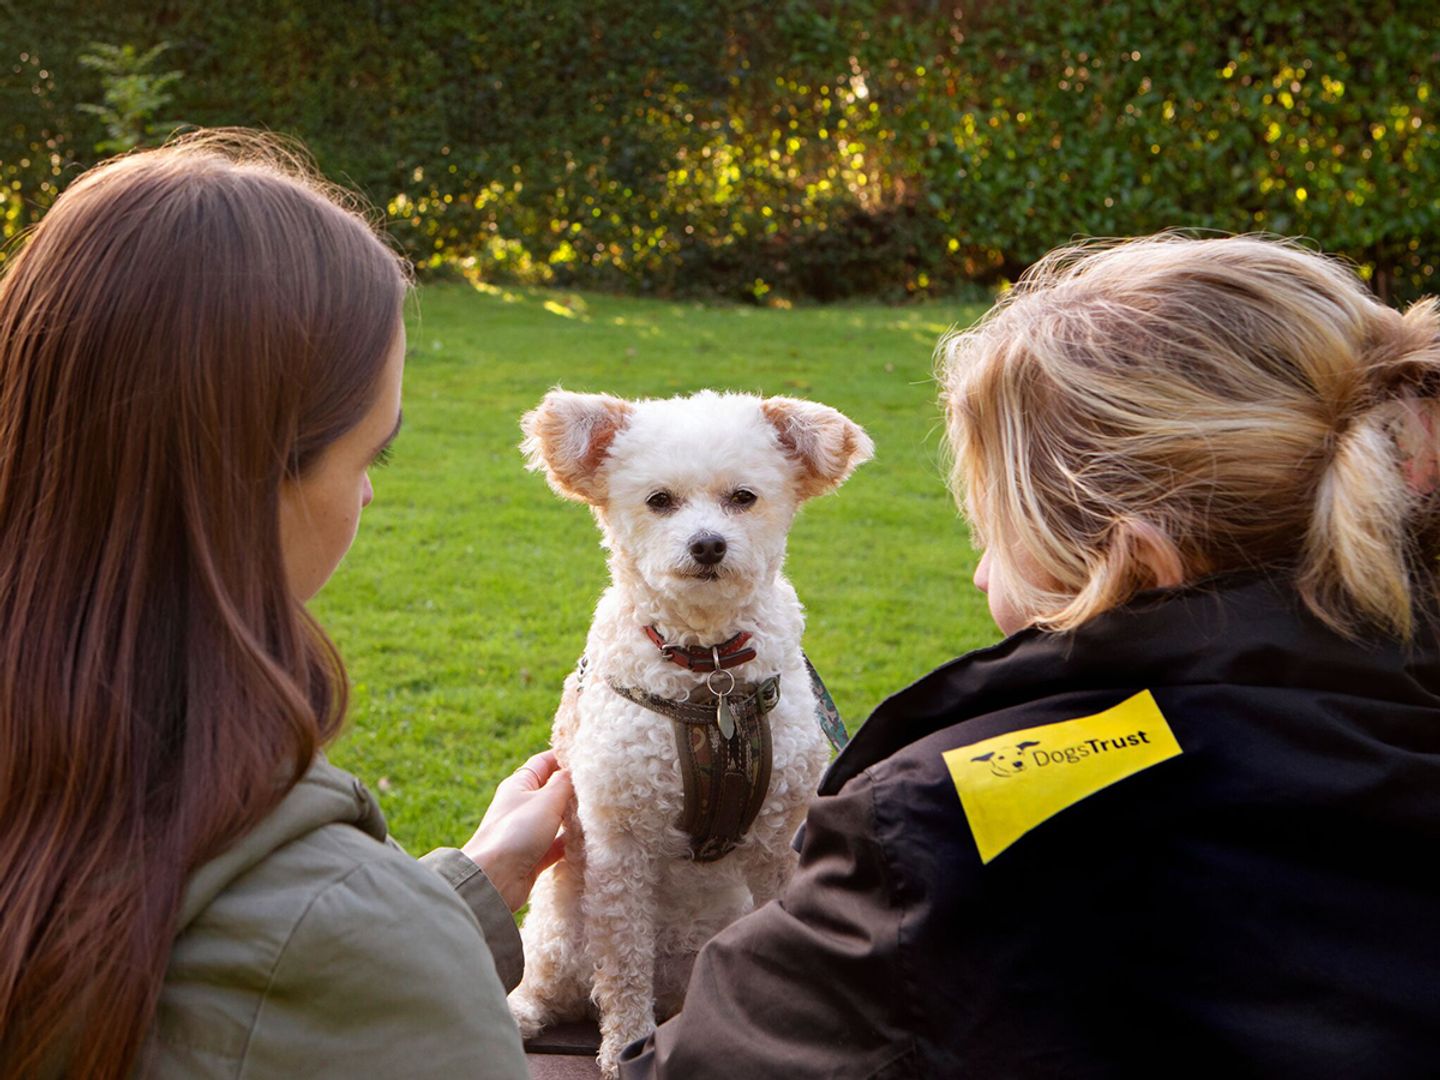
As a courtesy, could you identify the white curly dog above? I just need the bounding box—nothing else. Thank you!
[509,388,872,1076]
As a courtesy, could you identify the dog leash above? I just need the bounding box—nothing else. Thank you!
[803,654,849,752]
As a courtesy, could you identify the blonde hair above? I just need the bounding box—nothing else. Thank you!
[939,234,1440,638]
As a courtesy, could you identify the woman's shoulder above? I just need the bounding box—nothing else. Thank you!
[828,570,1440,791]
[829,567,1440,879]
[149,759,527,1078]
[173,755,405,931]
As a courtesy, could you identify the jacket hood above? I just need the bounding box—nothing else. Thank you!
[176,755,388,932]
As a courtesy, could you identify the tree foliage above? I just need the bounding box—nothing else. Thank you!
[76,42,184,154]
[2,1,1436,300]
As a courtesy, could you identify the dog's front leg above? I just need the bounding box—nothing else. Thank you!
[738,836,799,908]
[581,829,660,1078]
[508,801,589,1037]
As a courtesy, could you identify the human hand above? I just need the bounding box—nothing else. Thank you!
[462,750,572,912]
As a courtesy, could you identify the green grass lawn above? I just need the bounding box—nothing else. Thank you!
[317,280,997,853]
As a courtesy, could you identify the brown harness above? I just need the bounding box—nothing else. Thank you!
[608,675,779,862]
[580,626,842,863]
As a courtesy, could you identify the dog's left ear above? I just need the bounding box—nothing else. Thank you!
[520,389,634,503]
[761,396,875,500]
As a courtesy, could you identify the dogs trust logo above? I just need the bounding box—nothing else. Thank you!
[970,740,1040,777]
[944,691,1185,864]
[971,731,1158,779]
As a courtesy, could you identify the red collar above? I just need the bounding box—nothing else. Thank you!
[644,626,756,672]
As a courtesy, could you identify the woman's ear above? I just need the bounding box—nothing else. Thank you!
[1120,518,1186,589]
[761,396,875,500]
[520,389,633,504]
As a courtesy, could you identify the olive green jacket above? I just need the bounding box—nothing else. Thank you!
[142,757,528,1078]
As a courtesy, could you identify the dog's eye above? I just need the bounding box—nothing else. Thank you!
[728,489,757,509]
[646,491,675,511]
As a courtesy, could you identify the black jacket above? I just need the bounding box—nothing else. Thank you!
[620,574,1440,1078]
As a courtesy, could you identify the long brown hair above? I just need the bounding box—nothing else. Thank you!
[0,132,408,1076]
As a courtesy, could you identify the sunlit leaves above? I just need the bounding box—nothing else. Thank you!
[3,1,1437,299]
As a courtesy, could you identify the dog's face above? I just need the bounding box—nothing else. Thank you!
[521,390,872,607]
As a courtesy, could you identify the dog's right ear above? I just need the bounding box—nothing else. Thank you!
[761,396,875,500]
[520,389,633,503]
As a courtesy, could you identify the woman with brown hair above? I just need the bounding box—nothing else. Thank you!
[0,132,567,1078]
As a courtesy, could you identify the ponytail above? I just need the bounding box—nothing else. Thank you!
[1303,402,1415,637]
[1301,299,1440,639]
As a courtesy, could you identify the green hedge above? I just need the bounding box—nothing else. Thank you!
[3,1,1436,301]
[935,2,1440,301]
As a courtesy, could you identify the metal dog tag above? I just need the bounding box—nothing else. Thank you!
[716,692,736,740]
[707,656,738,740]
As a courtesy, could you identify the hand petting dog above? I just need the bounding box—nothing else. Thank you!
[463,750,572,912]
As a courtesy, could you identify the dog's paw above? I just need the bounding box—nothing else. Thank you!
[507,989,548,1039]
[597,1019,652,1079]
[597,1040,624,1080]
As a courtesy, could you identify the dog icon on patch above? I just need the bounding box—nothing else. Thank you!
[971,740,1040,778]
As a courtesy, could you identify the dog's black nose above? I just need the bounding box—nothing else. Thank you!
[689,533,727,565]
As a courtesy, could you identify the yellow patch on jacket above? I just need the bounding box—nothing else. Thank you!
[943,690,1183,864]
